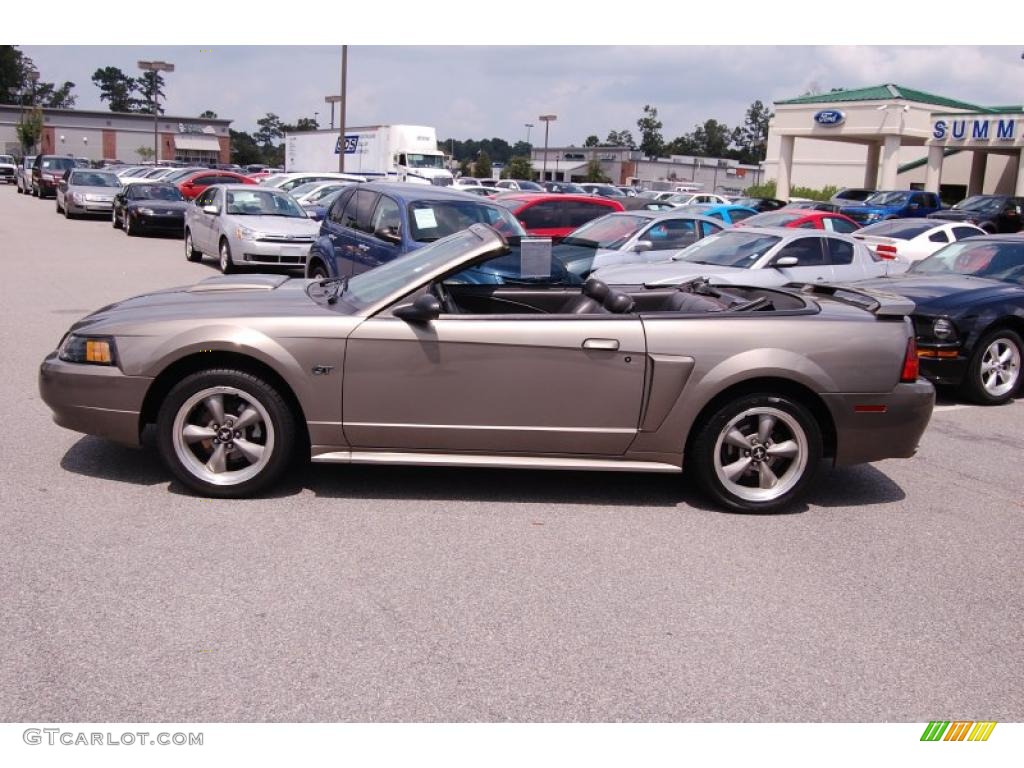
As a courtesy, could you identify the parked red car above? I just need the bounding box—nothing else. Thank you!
[733,209,861,233]
[493,193,625,239]
[177,170,257,200]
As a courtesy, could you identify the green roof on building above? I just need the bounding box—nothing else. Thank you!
[776,84,987,112]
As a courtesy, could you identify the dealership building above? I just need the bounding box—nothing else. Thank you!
[763,84,1024,201]
[0,105,232,164]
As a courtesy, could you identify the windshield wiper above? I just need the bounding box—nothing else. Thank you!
[306,277,348,305]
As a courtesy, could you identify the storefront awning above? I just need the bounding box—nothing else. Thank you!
[173,135,221,152]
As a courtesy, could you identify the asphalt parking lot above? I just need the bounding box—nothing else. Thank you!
[1,184,1022,723]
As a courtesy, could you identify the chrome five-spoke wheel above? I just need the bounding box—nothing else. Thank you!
[979,338,1020,399]
[713,407,808,504]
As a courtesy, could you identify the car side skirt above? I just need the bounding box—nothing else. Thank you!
[310,450,682,473]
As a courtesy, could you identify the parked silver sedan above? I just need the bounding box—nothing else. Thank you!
[184,184,321,273]
[55,169,121,218]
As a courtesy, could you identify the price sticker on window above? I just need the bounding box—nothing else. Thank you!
[520,237,553,279]
[413,207,438,229]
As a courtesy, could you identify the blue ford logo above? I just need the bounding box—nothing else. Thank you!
[814,109,845,126]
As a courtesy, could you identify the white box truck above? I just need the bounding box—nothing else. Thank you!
[284,125,453,186]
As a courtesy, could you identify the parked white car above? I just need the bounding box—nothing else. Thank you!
[452,177,482,188]
[591,227,891,287]
[15,155,35,193]
[851,218,987,270]
[260,171,365,192]
[0,154,16,184]
[664,192,731,207]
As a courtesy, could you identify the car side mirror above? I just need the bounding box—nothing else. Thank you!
[632,240,653,253]
[773,255,799,268]
[394,294,441,323]
[202,204,219,215]
[375,225,401,244]
[309,209,325,221]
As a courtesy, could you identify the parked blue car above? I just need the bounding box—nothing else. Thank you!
[304,182,525,279]
[839,190,942,226]
[673,203,759,226]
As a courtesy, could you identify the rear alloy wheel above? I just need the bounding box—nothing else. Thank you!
[184,230,202,262]
[219,238,235,274]
[962,330,1022,405]
[112,209,121,228]
[157,369,296,497]
[689,394,821,513]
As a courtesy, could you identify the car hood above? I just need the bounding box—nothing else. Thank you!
[127,199,189,212]
[840,203,899,215]
[855,273,1021,313]
[223,215,320,235]
[68,275,353,336]
[593,260,787,287]
[926,209,984,223]
[68,185,119,197]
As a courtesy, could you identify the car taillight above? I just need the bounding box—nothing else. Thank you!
[875,244,898,259]
[900,337,919,383]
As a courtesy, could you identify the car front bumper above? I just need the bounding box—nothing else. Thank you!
[235,236,313,267]
[67,199,115,214]
[129,209,185,231]
[917,346,968,387]
[38,353,153,447]
[822,380,935,466]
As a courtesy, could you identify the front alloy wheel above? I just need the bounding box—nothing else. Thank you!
[689,394,821,513]
[963,330,1022,405]
[219,239,235,274]
[157,370,296,497]
[185,230,202,262]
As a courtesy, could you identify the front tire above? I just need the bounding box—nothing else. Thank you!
[156,369,297,498]
[124,213,135,236]
[307,261,329,280]
[185,229,202,262]
[112,209,121,229]
[219,238,235,274]
[960,329,1022,405]
[688,393,822,513]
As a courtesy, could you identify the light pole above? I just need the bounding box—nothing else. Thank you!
[524,123,534,145]
[324,95,342,130]
[313,111,319,128]
[338,45,348,173]
[137,60,174,164]
[538,114,556,182]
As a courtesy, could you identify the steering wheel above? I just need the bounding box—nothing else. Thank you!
[431,282,459,314]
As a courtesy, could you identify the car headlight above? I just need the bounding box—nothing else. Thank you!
[58,334,118,365]
[932,318,958,341]
[137,207,155,215]
[69,192,83,203]
[235,225,260,241]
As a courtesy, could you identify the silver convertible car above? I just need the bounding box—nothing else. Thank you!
[39,225,934,512]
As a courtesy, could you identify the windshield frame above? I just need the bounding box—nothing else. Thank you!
[225,188,308,218]
[559,213,650,249]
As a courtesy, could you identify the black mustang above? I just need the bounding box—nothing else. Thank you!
[859,235,1024,404]
[112,181,189,237]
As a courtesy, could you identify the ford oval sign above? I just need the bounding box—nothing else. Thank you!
[814,109,845,127]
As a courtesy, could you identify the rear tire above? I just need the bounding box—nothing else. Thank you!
[156,368,297,498]
[688,393,822,513]
[185,229,202,262]
[960,329,1022,405]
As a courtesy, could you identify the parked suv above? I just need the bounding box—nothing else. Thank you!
[31,155,77,198]
[0,154,16,184]
[304,182,524,279]
[927,195,1024,234]
[839,190,942,225]
[15,155,35,193]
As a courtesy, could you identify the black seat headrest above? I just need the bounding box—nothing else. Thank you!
[582,277,610,302]
[603,290,635,314]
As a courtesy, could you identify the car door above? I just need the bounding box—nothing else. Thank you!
[823,235,868,281]
[318,186,356,276]
[768,236,834,283]
[357,194,403,272]
[637,218,703,260]
[334,188,380,278]
[342,271,647,456]
[191,188,219,252]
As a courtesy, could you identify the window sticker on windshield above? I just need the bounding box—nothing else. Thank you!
[413,208,438,229]
[521,237,553,278]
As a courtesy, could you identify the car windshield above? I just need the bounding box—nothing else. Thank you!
[673,231,782,268]
[408,200,525,242]
[744,211,801,227]
[512,180,543,191]
[225,189,306,217]
[952,196,1004,214]
[910,241,1024,283]
[287,182,327,198]
[865,191,910,205]
[310,189,343,208]
[857,220,935,239]
[561,214,649,249]
[42,157,76,170]
[406,154,445,169]
[0,155,13,163]
[308,184,346,202]
[344,228,499,307]
[69,171,119,187]
[130,184,183,201]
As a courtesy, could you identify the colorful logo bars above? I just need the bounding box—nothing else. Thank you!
[920,721,997,741]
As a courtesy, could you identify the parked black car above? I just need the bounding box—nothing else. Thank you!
[928,195,1024,234]
[783,200,843,214]
[112,181,189,236]
[859,235,1024,404]
[731,196,787,212]
[31,155,77,198]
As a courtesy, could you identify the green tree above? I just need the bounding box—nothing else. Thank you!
[199,110,218,119]
[292,116,320,132]
[582,158,609,183]
[37,80,77,108]
[135,146,155,162]
[636,105,664,158]
[458,158,472,177]
[473,150,492,179]
[732,99,773,164]
[664,134,698,156]
[92,66,138,112]
[229,129,263,166]
[16,106,43,153]
[255,113,284,148]
[502,155,533,180]
[605,129,636,148]
[690,119,732,158]
[135,70,166,114]
[1,46,76,107]
[583,134,600,147]
[510,140,532,157]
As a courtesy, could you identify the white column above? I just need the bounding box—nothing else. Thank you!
[864,143,880,189]
[879,135,901,190]
[967,152,988,197]
[1016,149,1024,196]
[776,135,794,200]
[924,145,944,194]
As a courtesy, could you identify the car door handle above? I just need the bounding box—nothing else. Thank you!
[356,244,370,252]
[582,338,619,351]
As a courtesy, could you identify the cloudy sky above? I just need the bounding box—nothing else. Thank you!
[20,46,1024,143]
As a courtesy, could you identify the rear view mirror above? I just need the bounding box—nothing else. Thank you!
[632,240,653,253]
[394,294,441,323]
[773,256,799,268]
